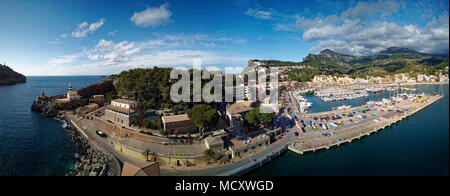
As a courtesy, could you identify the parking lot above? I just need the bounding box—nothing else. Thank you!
[296,104,399,136]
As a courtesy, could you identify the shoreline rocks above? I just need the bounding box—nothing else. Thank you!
[29,79,120,176]
[62,117,120,176]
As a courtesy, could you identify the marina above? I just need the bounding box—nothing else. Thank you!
[291,92,313,114]
[249,84,448,176]
[289,93,443,155]
[315,87,369,102]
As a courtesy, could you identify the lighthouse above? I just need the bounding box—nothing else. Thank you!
[66,82,80,101]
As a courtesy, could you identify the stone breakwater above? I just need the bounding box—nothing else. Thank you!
[62,118,121,176]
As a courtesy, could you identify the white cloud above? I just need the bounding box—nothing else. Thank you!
[143,33,247,49]
[46,53,82,67]
[48,34,69,44]
[108,30,117,36]
[246,8,275,20]
[90,39,142,66]
[131,50,248,67]
[72,19,105,38]
[246,0,448,56]
[304,13,449,56]
[41,33,249,75]
[341,0,400,20]
[130,4,172,28]
[291,1,449,55]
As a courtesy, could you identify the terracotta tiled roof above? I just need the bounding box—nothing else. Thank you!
[121,162,160,176]
[227,101,253,115]
[106,105,137,114]
[162,114,191,123]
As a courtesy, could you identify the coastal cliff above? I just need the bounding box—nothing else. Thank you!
[0,64,26,86]
[31,80,115,117]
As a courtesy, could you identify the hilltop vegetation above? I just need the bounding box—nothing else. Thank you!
[252,47,448,81]
[283,68,327,82]
[0,64,26,86]
[108,67,179,110]
[302,47,448,75]
[108,67,220,112]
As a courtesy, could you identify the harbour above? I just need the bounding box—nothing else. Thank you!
[288,94,443,155]
[248,84,449,176]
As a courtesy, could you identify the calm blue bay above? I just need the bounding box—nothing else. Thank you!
[0,76,103,176]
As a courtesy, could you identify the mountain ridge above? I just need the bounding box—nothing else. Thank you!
[253,47,449,75]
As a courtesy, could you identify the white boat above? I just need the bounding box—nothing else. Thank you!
[337,105,352,110]
[366,100,376,105]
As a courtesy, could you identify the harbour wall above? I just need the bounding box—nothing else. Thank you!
[219,144,288,176]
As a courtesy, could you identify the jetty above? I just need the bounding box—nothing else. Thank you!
[288,94,443,155]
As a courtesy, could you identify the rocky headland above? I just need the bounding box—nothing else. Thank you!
[0,64,26,86]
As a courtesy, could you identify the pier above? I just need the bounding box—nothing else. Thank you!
[288,94,443,156]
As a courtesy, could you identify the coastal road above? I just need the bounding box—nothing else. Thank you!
[160,109,298,176]
[68,108,299,176]
[69,115,140,167]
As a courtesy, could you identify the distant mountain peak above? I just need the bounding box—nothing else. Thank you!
[319,48,335,54]
[380,47,418,54]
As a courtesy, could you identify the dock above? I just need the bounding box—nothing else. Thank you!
[288,94,443,156]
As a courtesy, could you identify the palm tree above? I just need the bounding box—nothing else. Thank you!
[142,149,151,162]
[174,130,180,139]
[204,149,215,164]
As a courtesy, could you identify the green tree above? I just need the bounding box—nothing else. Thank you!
[245,107,275,127]
[159,129,167,136]
[174,130,180,138]
[260,112,275,126]
[187,104,219,135]
[104,90,118,103]
[245,108,261,126]
[204,149,215,164]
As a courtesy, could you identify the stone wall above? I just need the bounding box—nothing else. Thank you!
[114,143,207,167]
[93,116,154,142]
[164,120,198,134]
[104,110,130,127]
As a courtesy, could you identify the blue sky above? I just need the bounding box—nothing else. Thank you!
[0,0,448,76]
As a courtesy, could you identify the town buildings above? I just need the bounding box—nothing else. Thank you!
[90,95,104,104]
[226,101,253,133]
[228,135,270,160]
[161,114,198,134]
[204,136,225,152]
[76,103,99,117]
[104,99,139,127]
